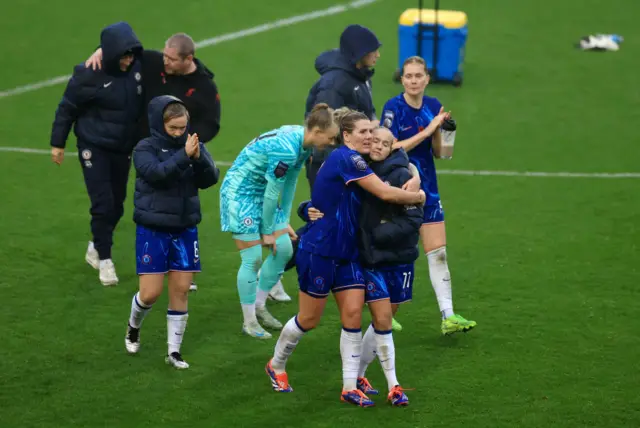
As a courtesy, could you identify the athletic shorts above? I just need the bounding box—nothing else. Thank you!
[220,193,287,236]
[296,249,365,298]
[136,225,200,274]
[424,200,445,224]
[363,263,414,304]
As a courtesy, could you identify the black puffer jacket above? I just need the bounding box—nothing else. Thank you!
[358,149,423,267]
[50,22,144,153]
[133,95,219,231]
[304,25,381,168]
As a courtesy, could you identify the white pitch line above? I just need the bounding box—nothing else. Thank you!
[2,146,638,178]
[0,0,378,99]
[0,147,231,167]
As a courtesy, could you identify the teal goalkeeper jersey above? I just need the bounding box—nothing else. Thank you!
[221,125,311,233]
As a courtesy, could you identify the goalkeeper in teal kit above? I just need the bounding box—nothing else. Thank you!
[220,104,339,339]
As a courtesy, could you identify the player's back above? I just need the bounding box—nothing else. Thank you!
[222,125,304,197]
[299,145,372,261]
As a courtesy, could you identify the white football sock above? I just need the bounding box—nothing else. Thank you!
[272,316,306,374]
[129,292,151,329]
[358,324,377,378]
[241,303,257,324]
[427,247,454,319]
[255,288,270,310]
[374,329,399,391]
[340,328,362,391]
[167,311,188,355]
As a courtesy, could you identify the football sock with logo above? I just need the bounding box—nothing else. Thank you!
[374,328,399,391]
[167,310,188,355]
[340,327,362,391]
[238,245,262,323]
[271,316,307,374]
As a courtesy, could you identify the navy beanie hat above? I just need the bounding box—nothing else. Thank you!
[339,24,382,64]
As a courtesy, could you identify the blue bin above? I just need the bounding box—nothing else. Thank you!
[397,9,468,85]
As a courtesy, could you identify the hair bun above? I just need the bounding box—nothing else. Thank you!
[310,103,330,113]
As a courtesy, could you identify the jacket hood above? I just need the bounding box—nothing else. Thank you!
[148,95,189,146]
[339,24,381,65]
[370,148,409,178]
[101,22,143,73]
[314,49,373,81]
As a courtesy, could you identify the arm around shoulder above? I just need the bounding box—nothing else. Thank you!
[357,174,425,205]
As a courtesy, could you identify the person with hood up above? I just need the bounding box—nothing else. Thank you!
[50,21,144,287]
[123,95,219,370]
[304,24,382,191]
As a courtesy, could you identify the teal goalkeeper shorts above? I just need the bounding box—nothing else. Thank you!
[220,194,288,237]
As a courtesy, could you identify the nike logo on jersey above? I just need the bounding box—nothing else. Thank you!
[399,125,413,132]
[161,149,169,152]
[103,82,112,88]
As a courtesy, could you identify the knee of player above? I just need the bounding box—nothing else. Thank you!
[240,245,263,271]
[275,234,293,260]
[340,304,363,329]
[139,288,162,305]
[370,308,393,331]
[296,313,319,331]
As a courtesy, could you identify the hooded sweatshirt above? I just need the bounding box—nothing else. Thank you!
[50,22,144,153]
[133,95,219,231]
[304,24,381,166]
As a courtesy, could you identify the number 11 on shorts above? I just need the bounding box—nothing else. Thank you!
[402,271,411,289]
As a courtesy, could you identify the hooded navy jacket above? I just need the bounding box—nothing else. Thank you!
[358,149,423,267]
[305,25,381,165]
[133,95,219,231]
[50,22,144,153]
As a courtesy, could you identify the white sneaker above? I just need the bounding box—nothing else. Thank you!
[85,241,99,269]
[242,320,272,339]
[99,259,118,286]
[256,306,283,329]
[268,280,292,302]
[125,324,140,354]
[165,352,189,369]
[189,282,198,292]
